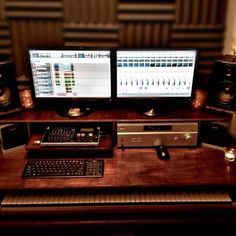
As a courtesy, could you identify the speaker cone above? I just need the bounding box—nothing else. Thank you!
[0,84,12,106]
[216,81,235,104]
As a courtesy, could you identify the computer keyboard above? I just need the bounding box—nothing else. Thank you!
[22,159,104,178]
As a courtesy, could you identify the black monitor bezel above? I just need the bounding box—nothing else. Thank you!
[26,46,116,109]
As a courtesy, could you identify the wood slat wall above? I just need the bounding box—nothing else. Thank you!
[0,0,228,87]
[173,0,227,83]
[0,21,11,58]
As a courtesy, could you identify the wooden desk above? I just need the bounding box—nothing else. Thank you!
[0,146,236,235]
[0,109,235,234]
[0,146,236,190]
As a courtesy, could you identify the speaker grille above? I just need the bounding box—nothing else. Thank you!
[0,84,12,106]
[207,56,236,111]
[0,60,21,115]
[216,81,236,104]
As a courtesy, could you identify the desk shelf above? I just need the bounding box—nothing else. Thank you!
[25,133,113,158]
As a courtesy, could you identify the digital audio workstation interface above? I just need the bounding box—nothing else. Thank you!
[29,50,111,98]
[116,50,196,98]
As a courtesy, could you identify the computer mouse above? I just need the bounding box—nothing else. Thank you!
[156,145,171,160]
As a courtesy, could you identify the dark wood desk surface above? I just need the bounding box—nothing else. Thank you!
[0,108,234,191]
[0,108,231,123]
[0,145,236,191]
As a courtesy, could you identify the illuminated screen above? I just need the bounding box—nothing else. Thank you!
[28,48,112,99]
[116,49,197,99]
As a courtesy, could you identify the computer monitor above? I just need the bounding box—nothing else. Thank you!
[27,47,113,116]
[116,49,197,116]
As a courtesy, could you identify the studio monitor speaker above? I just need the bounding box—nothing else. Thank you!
[207,55,236,112]
[0,60,21,116]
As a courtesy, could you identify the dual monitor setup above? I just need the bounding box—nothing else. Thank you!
[27,47,197,117]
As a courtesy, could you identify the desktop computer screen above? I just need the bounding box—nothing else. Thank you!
[27,47,112,116]
[116,49,197,115]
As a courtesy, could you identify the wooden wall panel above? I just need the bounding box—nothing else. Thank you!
[2,0,63,78]
[175,0,226,24]
[64,0,117,24]
[64,23,119,47]
[0,0,5,20]
[119,22,171,48]
[0,1,11,59]
[118,2,174,47]
[0,0,229,85]
[173,0,227,83]
[0,21,11,58]
[5,0,62,19]
[63,0,118,47]
[118,2,175,21]
[10,20,62,77]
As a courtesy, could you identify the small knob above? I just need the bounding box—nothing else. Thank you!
[173,136,180,142]
[183,134,192,143]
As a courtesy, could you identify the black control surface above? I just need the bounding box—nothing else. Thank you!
[40,125,100,147]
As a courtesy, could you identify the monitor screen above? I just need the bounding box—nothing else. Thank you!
[27,47,112,116]
[116,49,197,115]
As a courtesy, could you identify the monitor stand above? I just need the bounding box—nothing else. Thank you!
[138,104,167,117]
[57,107,91,117]
[142,108,160,117]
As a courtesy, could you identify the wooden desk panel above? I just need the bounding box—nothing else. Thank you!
[0,146,235,191]
[0,108,231,123]
[0,109,235,232]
